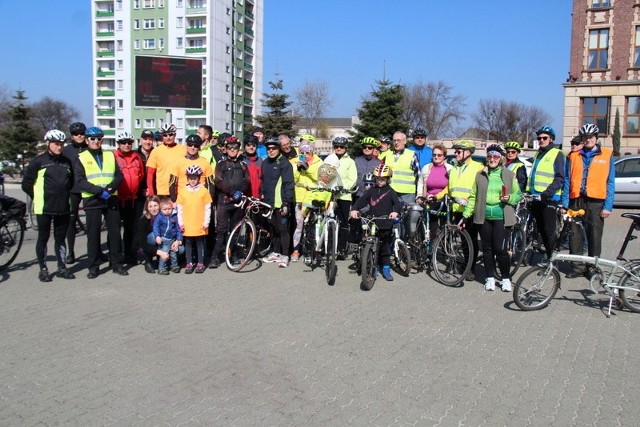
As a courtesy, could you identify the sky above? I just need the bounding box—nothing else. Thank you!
[0,0,573,140]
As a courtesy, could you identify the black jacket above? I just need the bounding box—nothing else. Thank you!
[352,184,401,229]
[22,151,73,215]
[215,157,250,204]
[260,154,294,209]
[62,142,87,193]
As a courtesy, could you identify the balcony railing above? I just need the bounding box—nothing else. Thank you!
[244,79,253,88]
[96,11,114,17]
[186,109,206,115]
[96,31,115,37]
[186,7,206,15]
[97,69,115,77]
[246,11,254,20]
[97,50,115,57]
[246,28,254,37]
[102,129,115,136]
[186,27,206,34]
[244,62,253,71]
[97,109,115,116]
[97,90,115,96]
[244,45,253,54]
[186,47,206,54]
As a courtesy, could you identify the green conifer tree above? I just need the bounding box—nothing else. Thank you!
[254,79,297,138]
[0,91,38,174]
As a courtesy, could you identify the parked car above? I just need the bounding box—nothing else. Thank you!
[614,155,640,207]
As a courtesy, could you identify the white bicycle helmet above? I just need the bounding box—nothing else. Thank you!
[116,131,134,142]
[44,129,66,142]
[160,123,177,133]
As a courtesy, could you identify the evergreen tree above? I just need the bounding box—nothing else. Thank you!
[350,79,409,156]
[0,91,38,173]
[612,108,621,157]
[254,79,297,138]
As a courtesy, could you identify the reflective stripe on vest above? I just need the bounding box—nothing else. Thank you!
[79,150,118,198]
[527,148,561,196]
[568,147,612,199]
[389,150,416,194]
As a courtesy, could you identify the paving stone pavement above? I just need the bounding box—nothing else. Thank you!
[1,187,638,426]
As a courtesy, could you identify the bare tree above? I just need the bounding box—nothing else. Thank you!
[30,97,80,135]
[401,80,466,139]
[472,99,551,144]
[294,80,332,136]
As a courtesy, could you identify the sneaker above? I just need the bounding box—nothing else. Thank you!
[290,250,300,262]
[262,252,281,263]
[208,258,220,269]
[485,277,496,291]
[465,271,475,282]
[194,263,206,274]
[171,266,181,273]
[157,269,169,275]
[278,255,289,268]
[501,278,512,292]
[38,268,52,283]
[185,263,194,274]
[56,268,75,280]
[337,251,347,261]
[381,265,394,281]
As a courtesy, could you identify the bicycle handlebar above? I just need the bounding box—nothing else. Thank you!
[234,195,273,217]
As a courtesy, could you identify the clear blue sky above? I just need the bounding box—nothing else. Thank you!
[0,0,573,139]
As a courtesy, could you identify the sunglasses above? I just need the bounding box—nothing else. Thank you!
[537,136,549,141]
[363,182,375,187]
[506,150,518,154]
[87,136,103,141]
[245,143,257,147]
[454,150,464,154]
[432,153,444,158]
[362,146,374,150]
[71,133,85,136]
[226,146,240,150]
[163,133,176,137]
[118,141,133,145]
[186,143,201,148]
[571,142,582,146]
[266,147,279,151]
[334,146,346,149]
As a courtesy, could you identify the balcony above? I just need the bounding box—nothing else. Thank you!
[102,129,115,136]
[186,109,206,116]
[186,27,206,34]
[97,69,115,77]
[97,109,115,116]
[96,11,114,18]
[97,50,115,57]
[244,97,253,106]
[244,62,253,71]
[244,79,253,88]
[97,90,115,97]
[246,10,254,20]
[96,31,115,37]
[246,28,254,37]
[186,47,206,54]
[186,7,206,15]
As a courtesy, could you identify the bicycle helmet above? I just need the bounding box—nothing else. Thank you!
[218,132,232,146]
[185,134,203,146]
[535,126,556,139]
[185,165,203,176]
[85,127,104,137]
[486,144,505,157]
[379,136,391,144]
[44,129,66,142]
[579,123,599,136]
[362,172,375,185]
[299,134,316,143]
[452,140,476,153]
[160,123,177,133]
[140,130,154,139]
[264,136,280,147]
[153,130,163,141]
[225,136,240,148]
[373,164,393,178]
[116,132,134,143]
[69,122,86,135]
[361,136,380,148]
[504,141,522,152]
[212,130,221,138]
[412,127,427,138]
[243,134,259,145]
[332,136,349,147]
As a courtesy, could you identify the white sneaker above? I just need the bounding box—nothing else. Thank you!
[278,255,289,268]
[501,278,512,292]
[485,277,496,291]
[262,252,281,263]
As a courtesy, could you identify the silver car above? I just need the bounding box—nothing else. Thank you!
[614,155,640,207]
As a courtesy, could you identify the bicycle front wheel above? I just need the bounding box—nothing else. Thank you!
[0,218,25,271]
[225,219,257,271]
[360,239,377,291]
[431,225,473,287]
[325,220,337,286]
[393,239,411,277]
[618,264,640,313]
[513,266,561,311]
[496,225,526,280]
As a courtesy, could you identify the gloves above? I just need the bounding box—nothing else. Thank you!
[280,206,288,217]
[100,190,111,200]
[297,162,309,171]
[232,190,243,202]
[540,190,553,202]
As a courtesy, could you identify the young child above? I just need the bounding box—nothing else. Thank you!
[349,164,401,281]
[153,196,183,274]
[176,165,212,274]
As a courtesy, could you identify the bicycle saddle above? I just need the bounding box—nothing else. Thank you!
[621,213,640,224]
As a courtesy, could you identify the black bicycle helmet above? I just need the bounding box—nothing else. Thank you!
[69,122,86,135]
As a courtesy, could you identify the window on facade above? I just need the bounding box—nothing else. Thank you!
[192,0,205,7]
[134,0,140,9]
[116,40,123,51]
[158,0,164,7]
[176,17,183,28]
[176,37,183,48]
[144,119,156,128]
[592,0,611,7]
[226,104,230,111]
[117,80,124,89]
[226,27,231,34]
[117,99,124,109]
[626,97,640,134]
[190,19,204,28]
[118,119,124,129]
[226,8,231,15]
[143,0,155,8]
[582,97,610,133]
[226,84,230,92]
[226,65,230,73]
[143,19,155,29]
[117,60,123,70]
[143,39,156,49]
[159,38,164,49]
[634,26,640,68]
[134,39,140,50]
[188,39,204,48]
[158,18,164,28]
[176,118,183,128]
[177,0,183,6]
[135,119,141,129]
[588,29,609,69]
[226,46,231,54]
[117,20,123,30]
[116,0,123,10]
[133,19,140,30]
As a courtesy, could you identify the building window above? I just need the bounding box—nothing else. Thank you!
[176,37,183,48]
[226,27,231,35]
[592,0,611,7]
[626,97,640,134]
[117,60,123,70]
[226,84,230,92]
[144,119,156,128]
[158,0,164,7]
[159,38,164,49]
[133,19,140,30]
[635,26,640,68]
[176,118,183,128]
[226,46,231,54]
[582,97,610,133]
[176,17,183,28]
[177,0,183,6]
[117,99,124,109]
[134,0,140,9]
[143,38,156,49]
[588,29,609,69]
[116,0,123,10]
[143,0,155,8]
[192,0,205,7]
[117,80,124,90]
[226,65,230,73]
[143,18,155,29]
[116,20,123,30]
[135,119,141,128]
[227,7,231,15]
[158,18,164,29]
[134,39,140,50]
[116,40,123,51]
[118,119,124,129]
[226,103,230,111]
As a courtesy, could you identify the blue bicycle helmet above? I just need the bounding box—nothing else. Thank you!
[85,127,104,137]
[535,126,556,139]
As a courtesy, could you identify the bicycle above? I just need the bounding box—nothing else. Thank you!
[224,195,273,271]
[391,218,411,277]
[352,215,390,291]
[26,195,38,231]
[513,209,640,317]
[403,197,446,274]
[0,208,26,271]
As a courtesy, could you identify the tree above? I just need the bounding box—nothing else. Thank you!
[352,79,409,147]
[294,80,333,137]
[612,108,621,157]
[0,91,39,172]
[254,79,297,138]
[30,97,80,135]
[472,98,552,145]
[401,80,466,139]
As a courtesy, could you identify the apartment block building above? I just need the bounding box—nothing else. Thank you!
[563,0,640,151]
[91,0,263,146]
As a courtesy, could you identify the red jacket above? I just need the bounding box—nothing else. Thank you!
[114,150,145,202]
[245,154,263,198]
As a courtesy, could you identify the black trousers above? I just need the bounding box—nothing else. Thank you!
[66,192,82,253]
[568,197,605,257]
[120,200,138,263]
[36,214,70,270]
[85,205,124,272]
[479,219,510,279]
[335,199,351,253]
[530,200,559,258]
[212,202,243,260]
[269,209,290,257]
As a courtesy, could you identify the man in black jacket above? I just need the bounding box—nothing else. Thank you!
[61,121,87,264]
[22,130,75,282]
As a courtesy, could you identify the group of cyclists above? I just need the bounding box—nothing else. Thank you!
[21,120,615,290]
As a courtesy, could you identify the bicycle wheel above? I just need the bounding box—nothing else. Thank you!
[408,227,427,272]
[618,264,640,313]
[431,225,473,287]
[496,225,526,280]
[360,239,377,291]
[27,196,38,231]
[302,216,316,266]
[513,266,561,311]
[0,218,25,271]
[255,226,272,258]
[225,219,257,271]
[325,220,337,286]
[392,239,411,277]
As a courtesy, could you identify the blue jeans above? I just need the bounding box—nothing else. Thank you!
[157,236,178,270]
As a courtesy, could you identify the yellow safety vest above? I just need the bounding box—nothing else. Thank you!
[527,148,562,196]
[388,150,416,194]
[79,150,118,198]
[449,159,483,212]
